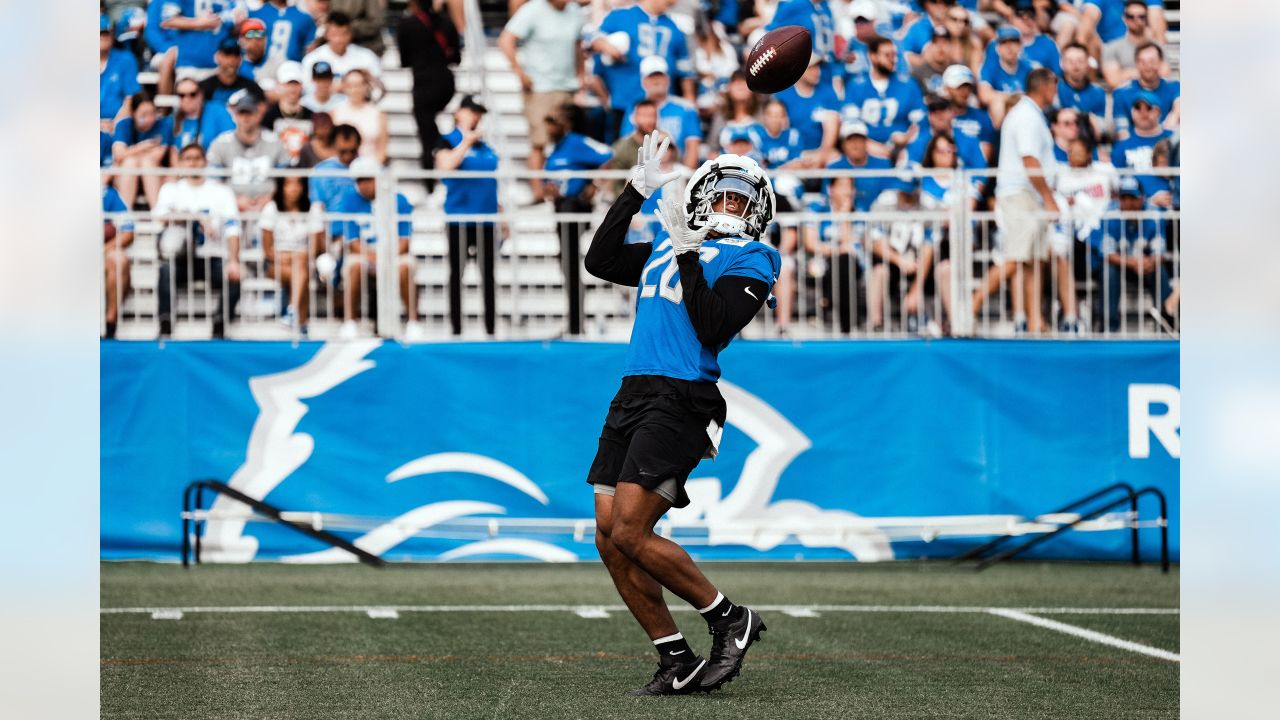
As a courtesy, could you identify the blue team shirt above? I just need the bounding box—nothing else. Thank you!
[174,0,239,69]
[100,131,114,167]
[755,126,804,168]
[980,55,1033,94]
[310,157,354,210]
[806,195,866,258]
[250,2,317,63]
[113,115,175,147]
[953,105,997,150]
[624,236,781,382]
[145,1,182,55]
[329,188,414,243]
[899,16,935,56]
[841,37,912,85]
[172,104,234,151]
[774,83,840,151]
[842,74,925,144]
[100,49,141,120]
[1057,80,1107,120]
[905,124,986,171]
[546,132,613,198]
[767,0,839,87]
[1112,128,1173,200]
[1113,78,1180,137]
[103,185,135,234]
[595,7,693,113]
[984,35,1060,75]
[440,128,500,215]
[1098,207,1166,258]
[826,155,904,211]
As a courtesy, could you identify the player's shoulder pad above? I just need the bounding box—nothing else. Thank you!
[730,239,783,276]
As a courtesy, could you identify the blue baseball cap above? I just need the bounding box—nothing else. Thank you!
[1131,90,1161,108]
[726,127,753,145]
[100,14,111,33]
[997,26,1022,43]
[1118,177,1142,197]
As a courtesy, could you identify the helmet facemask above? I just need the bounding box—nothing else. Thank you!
[691,171,768,239]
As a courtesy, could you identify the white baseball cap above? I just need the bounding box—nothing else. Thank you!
[850,0,878,22]
[640,55,669,77]
[841,119,870,139]
[942,64,976,89]
[276,61,304,85]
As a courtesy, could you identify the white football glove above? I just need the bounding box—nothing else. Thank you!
[658,194,711,255]
[630,132,682,198]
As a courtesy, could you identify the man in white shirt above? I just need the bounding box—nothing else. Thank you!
[301,11,382,91]
[154,142,243,338]
[982,67,1059,334]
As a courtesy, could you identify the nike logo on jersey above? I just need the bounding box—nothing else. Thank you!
[734,610,753,649]
[744,286,758,300]
[671,659,707,690]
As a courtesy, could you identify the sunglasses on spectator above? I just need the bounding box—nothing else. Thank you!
[1126,12,1148,21]
[947,14,969,24]
[1134,102,1157,111]
[244,29,266,39]
[854,16,873,23]
[178,90,200,98]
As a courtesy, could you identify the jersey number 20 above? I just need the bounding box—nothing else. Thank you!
[639,244,719,304]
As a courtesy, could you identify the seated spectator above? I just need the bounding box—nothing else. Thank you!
[302,12,383,87]
[1050,106,1082,164]
[166,0,243,79]
[262,62,316,166]
[1101,0,1164,89]
[978,26,1032,126]
[154,143,243,339]
[844,36,925,160]
[1112,42,1180,138]
[301,111,337,167]
[899,0,952,70]
[1054,135,1116,333]
[916,131,981,331]
[940,65,996,164]
[301,61,346,113]
[100,14,140,130]
[1111,91,1173,207]
[238,18,282,95]
[112,91,173,209]
[590,0,696,142]
[170,77,235,159]
[207,89,291,214]
[755,99,805,169]
[143,1,180,97]
[709,71,759,157]
[310,123,362,209]
[775,56,840,164]
[1077,0,1167,49]
[330,156,419,339]
[912,25,955,96]
[1057,42,1107,137]
[261,175,324,336]
[102,181,135,340]
[199,37,264,111]
[827,120,905,213]
[694,12,740,99]
[619,57,702,170]
[988,1,1059,76]
[802,176,864,335]
[251,0,319,65]
[330,0,389,56]
[331,69,387,164]
[904,94,986,177]
[1093,176,1172,333]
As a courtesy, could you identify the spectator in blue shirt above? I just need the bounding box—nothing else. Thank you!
[1057,42,1106,137]
[979,26,1033,126]
[1112,42,1180,139]
[756,100,806,171]
[843,35,925,159]
[826,120,905,212]
[144,1,181,96]
[1078,0,1166,47]
[100,15,141,129]
[331,156,419,339]
[1112,91,1173,207]
[166,0,243,72]
[802,175,865,334]
[941,64,995,164]
[544,103,614,335]
[989,1,1060,76]
[310,123,362,210]
[169,77,235,159]
[775,57,841,162]
[590,0,695,141]
[619,57,703,169]
[251,0,318,65]
[904,94,986,177]
[843,0,912,85]
[434,96,502,337]
[102,182,135,339]
[767,0,840,90]
[1093,177,1172,332]
[899,0,953,68]
[101,131,115,169]
[112,91,174,209]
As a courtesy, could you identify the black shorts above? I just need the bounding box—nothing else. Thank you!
[585,375,727,509]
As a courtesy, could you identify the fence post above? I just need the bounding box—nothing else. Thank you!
[950,169,975,336]
[374,168,400,338]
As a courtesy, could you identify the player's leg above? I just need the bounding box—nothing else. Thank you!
[593,491,680,640]
[609,481,716,609]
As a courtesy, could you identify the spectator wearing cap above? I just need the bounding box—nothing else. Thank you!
[310,123,363,209]
[607,100,661,197]
[112,91,174,210]
[1057,42,1106,138]
[912,24,955,95]
[899,0,955,70]
[499,0,586,204]
[302,11,383,86]
[329,0,389,56]
[263,62,316,167]
[843,36,925,160]
[207,89,291,214]
[164,0,244,78]
[543,103,614,335]
[397,0,460,190]
[978,26,1033,126]
[941,64,995,163]
[842,1,913,86]
[776,56,841,163]
[170,76,235,162]
[330,156,420,340]
[199,37,265,111]
[590,0,696,142]
[100,14,141,129]
[250,0,319,65]
[1094,175,1172,333]
[827,120,904,213]
[331,69,388,164]
[619,57,702,170]
[434,96,502,337]
[1101,0,1167,90]
[1112,42,1179,138]
[238,18,283,95]
[986,0,1060,76]
[903,94,986,178]
[102,178,135,340]
[1111,90,1173,207]
[301,61,347,113]
[767,0,840,91]
[143,1,180,97]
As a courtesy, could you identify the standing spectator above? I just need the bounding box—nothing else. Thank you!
[843,36,925,160]
[261,175,325,335]
[250,0,319,65]
[987,0,1059,75]
[1101,0,1164,89]
[1057,42,1106,137]
[608,100,661,197]
[207,89,291,215]
[155,143,243,339]
[301,61,346,113]
[915,132,980,331]
[170,76,234,158]
[309,0,332,43]
[899,0,953,70]
[329,0,389,55]
[619,57,703,170]
[984,67,1059,335]
[978,26,1032,126]
[302,11,384,84]
[775,57,840,162]
[112,91,174,209]
[767,0,839,88]
[544,103,614,335]
[1111,91,1173,207]
[101,14,141,130]
[331,69,388,164]
[262,62,316,166]
[238,18,282,93]
[499,0,586,204]
[397,0,460,190]
[102,181,135,340]
[911,25,954,96]
[144,1,180,97]
[1112,42,1179,138]
[331,157,420,339]
[942,64,995,163]
[310,123,362,209]
[434,96,501,336]
[590,0,695,141]
[842,0,912,85]
[199,37,264,111]
[1094,176,1170,333]
[165,0,244,78]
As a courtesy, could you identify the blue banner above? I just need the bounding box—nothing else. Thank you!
[101,340,1179,563]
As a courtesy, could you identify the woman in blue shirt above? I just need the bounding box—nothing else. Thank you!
[112,91,174,209]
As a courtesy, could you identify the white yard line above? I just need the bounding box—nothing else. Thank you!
[987,608,1180,662]
[101,603,1179,616]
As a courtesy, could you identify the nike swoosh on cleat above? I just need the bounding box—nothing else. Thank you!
[744,286,758,300]
[672,659,707,690]
[734,610,753,650]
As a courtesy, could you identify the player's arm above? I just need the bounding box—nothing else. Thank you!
[583,184,651,286]
[674,260,769,348]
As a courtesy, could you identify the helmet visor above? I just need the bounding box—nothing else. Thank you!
[709,175,759,217]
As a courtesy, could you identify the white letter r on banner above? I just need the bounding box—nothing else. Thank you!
[1129,384,1181,459]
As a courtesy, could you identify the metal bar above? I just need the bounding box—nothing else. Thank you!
[954,482,1137,563]
[1135,486,1171,574]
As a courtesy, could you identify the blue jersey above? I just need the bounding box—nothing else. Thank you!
[980,55,1033,94]
[623,237,781,382]
[174,0,241,69]
[594,7,693,113]
[767,0,838,86]
[250,2,317,63]
[899,16,935,56]
[1057,79,1107,120]
[620,98,703,149]
[954,105,997,151]
[826,155,903,211]
[755,126,804,168]
[329,188,414,244]
[113,115,175,148]
[842,74,925,144]
[100,49,141,120]
[717,120,765,160]
[145,1,182,55]
[905,124,986,171]
[440,129,500,215]
[1113,78,1179,137]
[806,195,866,257]
[841,37,912,85]
[546,132,613,198]
[172,104,234,151]
[984,35,1060,75]
[103,185,135,234]
[774,83,840,151]
[1112,128,1173,200]
[309,157,353,210]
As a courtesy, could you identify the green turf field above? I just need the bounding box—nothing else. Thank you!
[101,561,1178,719]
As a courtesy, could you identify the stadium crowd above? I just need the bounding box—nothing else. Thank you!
[100,0,1180,339]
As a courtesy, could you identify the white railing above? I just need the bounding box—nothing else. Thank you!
[99,166,1180,341]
